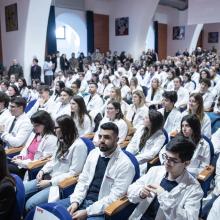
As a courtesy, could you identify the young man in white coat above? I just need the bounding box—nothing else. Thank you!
[0,97,33,148]
[158,91,182,135]
[127,135,203,220]
[84,82,104,113]
[57,122,136,220]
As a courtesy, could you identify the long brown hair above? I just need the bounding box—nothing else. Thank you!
[139,110,163,151]
[189,93,204,121]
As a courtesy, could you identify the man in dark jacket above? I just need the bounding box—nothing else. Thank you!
[30,58,41,81]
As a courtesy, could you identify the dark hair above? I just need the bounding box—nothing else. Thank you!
[166,135,196,162]
[162,91,178,104]
[199,78,211,87]
[71,95,92,128]
[89,82,98,88]
[18,77,27,89]
[100,122,119,136]
[200,69,211,79]
[0,91,10,108]
[55,81,65,94]
[10,96,26,111]
[33,58,38,63]
[0,145,15,186]
[107,101,124,120]
[180,114,201,145]
[61,87,73,97]
[8,84,20,97]
[183,73,191,82]
[0,79,10,88]
[31,110,55,135]
[39,85,50,93]
[102,75,111,84]
[121,76,130,87]
[72,80,81,89]
[139,110,164,151]
[56,115,79,159]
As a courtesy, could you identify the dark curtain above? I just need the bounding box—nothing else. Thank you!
[154,21,158,54]
[86,10,94,54]
[46,5,57,55]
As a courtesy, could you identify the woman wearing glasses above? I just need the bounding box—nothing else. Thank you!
[93,101,128,145]
[24,115,88,211]
[160,114,210,177]
[8,110,57,179]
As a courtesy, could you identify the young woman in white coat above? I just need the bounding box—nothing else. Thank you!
[70,95,93,136]
[126,90,149,129]
[145,78,163,109]
[160,114,211,177]
[182,93,211,138]
[101,87,129,116]
[127,109,166,175]
[9,110,57,179]
[24,115,88,211]
[93,101,128,145]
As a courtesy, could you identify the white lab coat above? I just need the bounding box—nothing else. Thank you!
[19,132,58,160]
[27,97,55,118]
[93,117,128,144]
[207,196,220,220]
[126,105,149,129]
[158,107,181,134]
[0,108,11,126]
[175,87,189,109]
[213,155,220,196]
[201,91,215,111]
[183,81,195,94]
[159,137,210,177]
[51,102,71,121]
[84,93,104,112]
[98,83,113,98]
[127,128,166,174]
[212,128,220,153]
[41,137,88,186]
[70,147,136,216]
[146,88,164,107]
[128,166,203,220]
[1,113,33,147]
[73,114,93,136]
[121,85,131,99]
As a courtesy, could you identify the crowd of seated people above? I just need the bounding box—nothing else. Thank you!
[0,47,220,219]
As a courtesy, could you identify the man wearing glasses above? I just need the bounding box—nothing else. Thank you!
[127,135,203,220]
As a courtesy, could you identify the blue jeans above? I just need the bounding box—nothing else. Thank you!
[56,198,105,220]
[24,179,50,211]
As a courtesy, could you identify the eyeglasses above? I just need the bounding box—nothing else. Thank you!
[54,126,60,130]
[162,153,183,166]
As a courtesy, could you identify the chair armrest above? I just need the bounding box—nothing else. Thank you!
[105,196,130,216]
[58,176,78,189]
[27,157,51,170]
[5,146,23,155]
[197,165,215,181]
[83,133,95,139]
[119,140,130,149]
[148,156,159,165]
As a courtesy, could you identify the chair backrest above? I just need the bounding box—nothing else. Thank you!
[212,118,220,134]
[202,135,215,165]
[11,174,25,220]
[122,150,140,182]
[191,80,197,90]
[25,99,37,113]
[80,137,95,154]
[25,203,72,220]
[162,129,169,146]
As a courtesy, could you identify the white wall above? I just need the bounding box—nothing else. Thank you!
[203,23,220,52]
[154,5,202,56]
[0,0,51,83]
[0,0,30,70]
[188,0,220,25]
[85,0,159,59]
[55,7,87,57]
